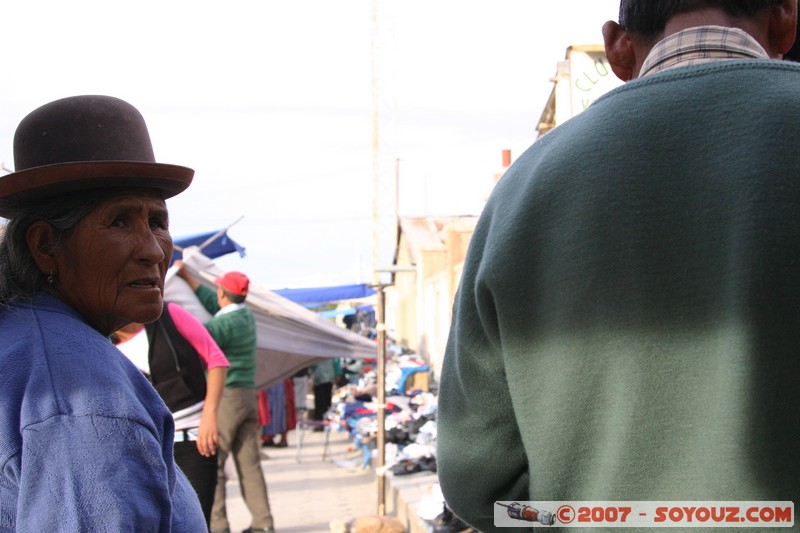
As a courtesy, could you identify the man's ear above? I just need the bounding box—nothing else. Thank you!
[603,21,638,81]
[770,0,798,57]
[26,220,58,275]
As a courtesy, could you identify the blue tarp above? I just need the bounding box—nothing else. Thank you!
[172,230,246,263]
[272,284,376,304]
[173,232,374,314]
[317,304,374,319]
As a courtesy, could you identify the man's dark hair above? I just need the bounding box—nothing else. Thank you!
[619,0,785,36]
[222,288,247,305]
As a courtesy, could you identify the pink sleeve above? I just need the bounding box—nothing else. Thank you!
[167,302,230,370]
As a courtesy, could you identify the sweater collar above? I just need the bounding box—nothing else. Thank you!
[215,302,246,317]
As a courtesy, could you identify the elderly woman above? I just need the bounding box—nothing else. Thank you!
[0,95,206,531]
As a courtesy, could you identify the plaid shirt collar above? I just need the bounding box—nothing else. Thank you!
[639,25,769,78]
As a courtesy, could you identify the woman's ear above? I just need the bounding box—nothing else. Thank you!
[26,221,58,275]
[603,21,639,81]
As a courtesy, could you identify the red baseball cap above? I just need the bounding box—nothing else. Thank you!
[214,271,249,296]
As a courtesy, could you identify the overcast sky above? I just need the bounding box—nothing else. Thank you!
[0,0,621,289]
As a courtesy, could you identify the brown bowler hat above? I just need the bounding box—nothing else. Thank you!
[0,95,194,217]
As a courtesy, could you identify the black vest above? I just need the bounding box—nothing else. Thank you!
[144,304,207,413]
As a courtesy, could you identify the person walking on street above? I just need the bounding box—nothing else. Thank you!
[311,359,336,429]
[176,264,275,533]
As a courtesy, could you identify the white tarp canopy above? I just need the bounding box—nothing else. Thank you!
[165,246,377,389]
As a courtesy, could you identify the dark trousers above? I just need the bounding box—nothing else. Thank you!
[313,382,334,420]
[174,440,217,529]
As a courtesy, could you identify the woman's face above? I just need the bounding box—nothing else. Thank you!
[52,191,172,335]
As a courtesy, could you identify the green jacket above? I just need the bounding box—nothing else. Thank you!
[195,285,257,389]
[437,59,800,532]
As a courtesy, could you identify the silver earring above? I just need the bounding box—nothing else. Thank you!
[47,271,55,284]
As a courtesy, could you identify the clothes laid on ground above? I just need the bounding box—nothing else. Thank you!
[323,349,451,532]
[0,294,206,532]
[438,56,800,531]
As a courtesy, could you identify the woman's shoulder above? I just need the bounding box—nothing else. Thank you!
[1,293,85,331]
[1,294,168,421]
[0,294,88,361]
[0,296,170,467]
[2,295,109,360]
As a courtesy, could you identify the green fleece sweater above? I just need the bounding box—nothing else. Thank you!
[196,285,257,389]
[437,59,800,532]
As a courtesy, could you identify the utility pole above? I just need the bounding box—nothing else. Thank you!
[375,284,387,516]
[371,4,402,515]
[371,0,380,287]
[370,0,386,516]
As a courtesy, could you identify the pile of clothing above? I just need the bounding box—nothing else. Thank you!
[325,350,438,471]
[323,351,476,532]
[326,387,438,473]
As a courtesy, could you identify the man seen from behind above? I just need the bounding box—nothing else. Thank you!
[436,2,800,531]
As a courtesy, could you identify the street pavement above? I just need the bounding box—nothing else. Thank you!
[220,426,380,533]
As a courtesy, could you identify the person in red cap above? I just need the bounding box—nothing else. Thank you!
[176,264,275,533]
